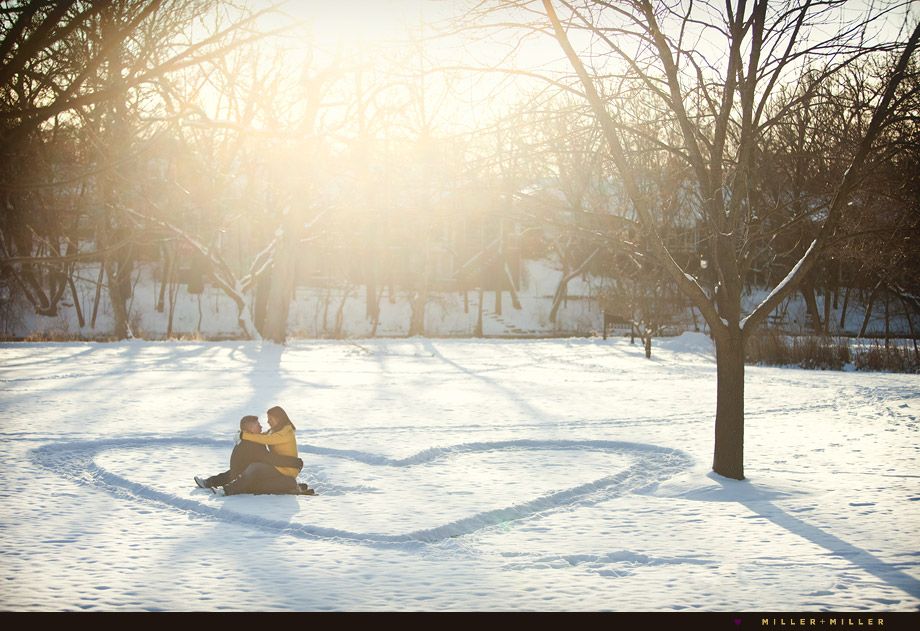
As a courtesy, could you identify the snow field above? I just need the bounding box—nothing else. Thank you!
[0,335,918,610]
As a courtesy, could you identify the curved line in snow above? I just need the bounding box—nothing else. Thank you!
[30,437,693,548]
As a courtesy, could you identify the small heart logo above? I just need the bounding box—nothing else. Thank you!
[32,437,692,546]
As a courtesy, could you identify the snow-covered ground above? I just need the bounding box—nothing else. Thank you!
[0,334,918,611]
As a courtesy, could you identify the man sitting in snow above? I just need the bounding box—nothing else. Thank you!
[194,415,308,493]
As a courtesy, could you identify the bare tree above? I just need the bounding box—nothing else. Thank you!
[0,1,281,337]
[476,0,920,478]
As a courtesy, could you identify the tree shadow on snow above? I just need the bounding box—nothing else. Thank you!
[709,473,920,598]
[184,343,291,434]
[420,338,548,422]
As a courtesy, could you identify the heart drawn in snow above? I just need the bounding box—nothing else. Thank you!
[31,437,692,547]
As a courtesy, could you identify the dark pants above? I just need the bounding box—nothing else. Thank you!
[223,462,299,496]
[204,470,234,488]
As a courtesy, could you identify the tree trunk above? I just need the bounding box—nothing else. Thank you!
[550,277,567,323]
[40,260,68,317]
[90,260,105,329]
[20,264,50,312]
[68,273,85,328]
[6,263,40,311]
[550,248,600,323]
[898,294,919,360]
[156,264,167,313]
[370,286,384,337]
[408,291,426,336]
[884,291,891,349]
[157,245,173,313]
[195,294,203,337]
[496,217,504,316]
[475,286,484,337]
[334,285,352,339]
[106,258,130,339]
[166,273,178,339]
[859,282,881,337]
[321,288,331,336]
[504,262,522,310]
[98,229,134,341]
[801,284,822,334]
[839,286,851,330]
[713,330,745,480]
[644,330,652,359]
[262,223,296,344]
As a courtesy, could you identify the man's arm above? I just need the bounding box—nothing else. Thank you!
[260,450,303,471]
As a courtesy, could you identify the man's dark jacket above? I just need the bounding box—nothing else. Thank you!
[206,436,303,487]
[230,437,303,478]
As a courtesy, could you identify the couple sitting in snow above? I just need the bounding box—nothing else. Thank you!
[195,405,315,496]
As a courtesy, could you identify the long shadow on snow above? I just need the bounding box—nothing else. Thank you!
[0,343,98,371]
[0,343,228,423]
[187,342,299,434]
[420,339,547,422]
[710,474,920,598]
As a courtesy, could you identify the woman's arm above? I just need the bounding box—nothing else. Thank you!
[241,426,291,445]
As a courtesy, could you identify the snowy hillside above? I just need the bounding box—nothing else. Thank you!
[3,259,913,340]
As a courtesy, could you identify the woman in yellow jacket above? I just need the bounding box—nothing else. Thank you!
[216,406,301,496]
